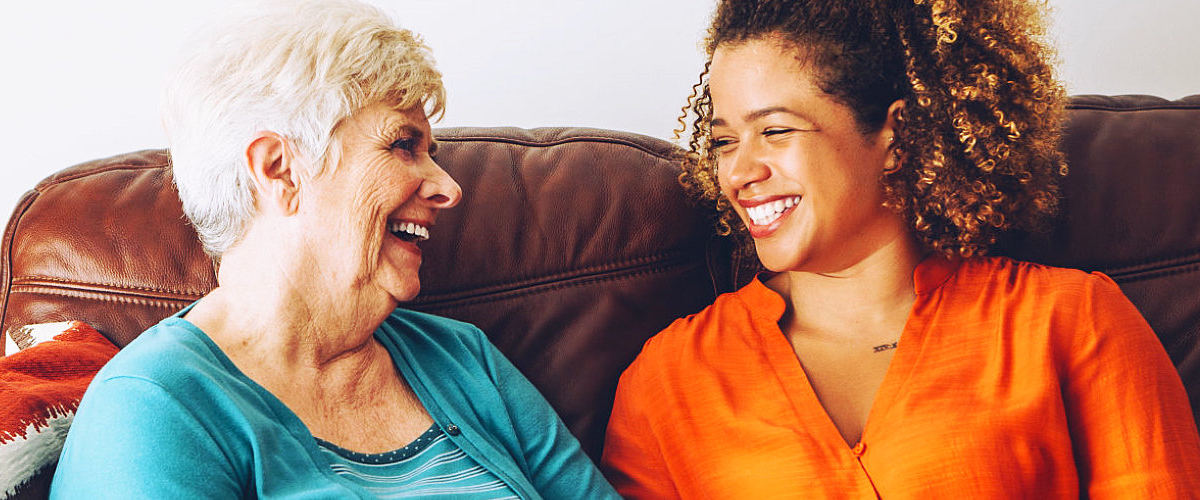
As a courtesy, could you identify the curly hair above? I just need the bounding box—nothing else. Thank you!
[678,0,1067,258]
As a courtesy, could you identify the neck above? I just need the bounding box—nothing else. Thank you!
[185,225,394,371]
[768,233,924,343]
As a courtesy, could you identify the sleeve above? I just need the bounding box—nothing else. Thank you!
[50,376,243,499]
[473,330,621,499]
[1062,272,1200,497]
[601,361,682,500]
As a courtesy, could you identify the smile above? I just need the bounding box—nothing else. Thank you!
[745,196,800,226]
[388,221,430,242]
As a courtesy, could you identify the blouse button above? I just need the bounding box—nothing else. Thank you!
[851,442,867,457]
[445,424,461,436]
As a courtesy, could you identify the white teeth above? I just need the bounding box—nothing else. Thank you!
[388,221,430,241]
[747,196,801,227]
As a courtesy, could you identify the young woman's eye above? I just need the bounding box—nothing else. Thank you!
[763,128,794,137]
[710,138,735,152]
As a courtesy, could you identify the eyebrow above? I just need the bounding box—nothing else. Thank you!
[394,124,438,154]
[711,106,804,127]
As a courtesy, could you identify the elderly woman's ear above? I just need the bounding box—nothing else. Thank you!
[245,131,303,214]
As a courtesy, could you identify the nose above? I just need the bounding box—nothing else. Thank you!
[420,157,462,209]
[720,141,771,192]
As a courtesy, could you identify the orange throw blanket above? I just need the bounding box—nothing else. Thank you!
[1,321,117,498]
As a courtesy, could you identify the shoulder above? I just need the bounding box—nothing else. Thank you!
[623,282,764,384]
[78,317,269,432]
[962,255,1092,285]
[376,308,499,379]
[956,256,1113,302]
[380,308,489,351]
[91,316,226,388]
[637,288,740,355]
[386,307,482,334]
[957,256,1141,332]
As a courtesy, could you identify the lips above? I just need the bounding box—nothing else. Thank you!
[744,195,801,227]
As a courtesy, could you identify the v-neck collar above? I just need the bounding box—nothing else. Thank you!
[161,307,379,496]
[744,255,962,452]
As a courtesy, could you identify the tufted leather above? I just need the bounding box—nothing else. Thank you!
[2,97,1200,493]
[0,127,729,465]
[993,95,1200,422]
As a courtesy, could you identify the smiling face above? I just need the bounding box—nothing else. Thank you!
[299,102,461,306]
[709,38,907,274]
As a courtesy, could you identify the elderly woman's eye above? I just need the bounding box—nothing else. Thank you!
[390,137,416,151]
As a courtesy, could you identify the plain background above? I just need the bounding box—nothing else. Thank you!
[1,0,1198,218]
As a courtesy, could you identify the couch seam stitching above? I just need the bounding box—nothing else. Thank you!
[412,260,695,311]
[35,160,170,190]
[412,251,697,303]
[1107,262,1200,284]
[435,135,678,161]
[7,287,192,308]
[10,275,209,297]
[1086,250,1200,277]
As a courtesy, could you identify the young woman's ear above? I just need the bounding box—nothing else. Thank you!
[245,131,302,214]
[882,100,905,174]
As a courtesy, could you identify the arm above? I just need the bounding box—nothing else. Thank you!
[601,363,682,500]
[50,376,243,499]
[475,332,621,499]
[1064,273,1200,497]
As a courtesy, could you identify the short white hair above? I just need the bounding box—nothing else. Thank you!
[162,0,445,256]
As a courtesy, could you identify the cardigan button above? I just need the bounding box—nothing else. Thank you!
[445,424,461,436]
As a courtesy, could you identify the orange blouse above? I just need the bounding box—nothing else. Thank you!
[602,256,1200,499]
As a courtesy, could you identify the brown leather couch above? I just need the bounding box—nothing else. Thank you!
[2,95,1199,496]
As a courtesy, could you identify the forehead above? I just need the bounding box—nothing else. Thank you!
[340,103,432,138]
[708,39,829,121]
[710,39,816,90]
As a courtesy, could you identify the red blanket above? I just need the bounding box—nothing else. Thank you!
[1,321,117,498]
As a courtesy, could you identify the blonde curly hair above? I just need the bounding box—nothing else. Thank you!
[678,0,1067,258]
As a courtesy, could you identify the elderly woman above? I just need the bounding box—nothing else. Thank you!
[602,0,1200,497]
[50,1,618,498]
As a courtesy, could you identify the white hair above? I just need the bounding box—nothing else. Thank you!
[161,0,445,256]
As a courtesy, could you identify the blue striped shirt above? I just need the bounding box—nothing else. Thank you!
[316,425,519,499]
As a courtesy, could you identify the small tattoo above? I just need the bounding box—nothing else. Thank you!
[872,342,898,353]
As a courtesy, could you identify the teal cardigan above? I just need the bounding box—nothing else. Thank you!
[51,306,619,499]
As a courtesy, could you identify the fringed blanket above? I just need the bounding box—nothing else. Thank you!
[1,322,117,499]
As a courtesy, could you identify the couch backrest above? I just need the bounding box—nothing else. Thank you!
[0,127,730,462]
[3,95,1200,458]
[993,95,1200,422]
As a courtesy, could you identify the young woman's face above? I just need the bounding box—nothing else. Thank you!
[709,38,905,274]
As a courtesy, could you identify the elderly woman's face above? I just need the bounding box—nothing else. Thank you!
[300,103,461,304]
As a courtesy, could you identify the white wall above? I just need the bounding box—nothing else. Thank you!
[1,0,1198,219]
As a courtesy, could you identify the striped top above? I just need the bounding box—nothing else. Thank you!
[316,425,519,499]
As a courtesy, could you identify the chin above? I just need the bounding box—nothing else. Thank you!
[751,242,804,273]
[758,258,802,274]
[390,284,420,304]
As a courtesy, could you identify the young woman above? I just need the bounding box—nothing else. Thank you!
[602,0,1200,497]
